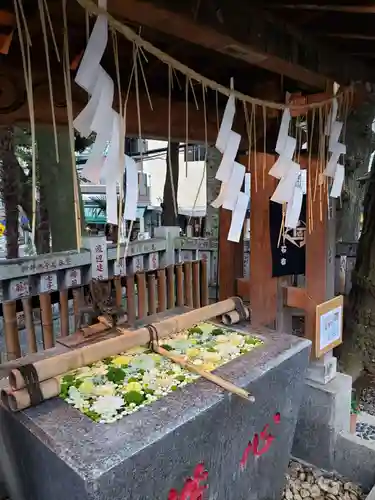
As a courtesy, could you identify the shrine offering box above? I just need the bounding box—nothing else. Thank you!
[0,325,310,500]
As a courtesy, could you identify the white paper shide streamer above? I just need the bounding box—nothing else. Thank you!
[73,4,138,227]
[212,91,249,242]
[323,97,346,199]
[269,109,303,229]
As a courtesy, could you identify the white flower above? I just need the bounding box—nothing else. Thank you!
[91,395,124,416]
[201,351,221,363]
[228,334,245,347]
[67,386,86,408]
[216,343,240,357]
[91,365,108,376]
[75,367,93,379]
[193,359,203,366]
[130,355,155,371]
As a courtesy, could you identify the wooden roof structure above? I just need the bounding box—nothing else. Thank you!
[1,0,374,141]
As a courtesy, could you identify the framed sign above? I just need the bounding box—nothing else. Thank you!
[315,295,343,358]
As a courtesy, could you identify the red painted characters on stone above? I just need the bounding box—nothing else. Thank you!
[168,463,209,500]
[240,412,281,470]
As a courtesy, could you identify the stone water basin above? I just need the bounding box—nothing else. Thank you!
[60,322,262,423]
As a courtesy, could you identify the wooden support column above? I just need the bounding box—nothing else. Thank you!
[249,153,278,328]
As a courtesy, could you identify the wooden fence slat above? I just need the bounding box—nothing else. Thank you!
[136,272,147,319]
[200,258,209,306]
[114,276,123,307]
[176,263,184,307]
[166,265,175,309]
[192,260,201,308]
[59,290,69,337]
[3,301,21,361]
[39,293,54,349]
[72,288,84,330]
[183,261,194,308]
[147,273,157,315]
[22,297,37,352]
[126,275,136,324]
[157,268,167,313]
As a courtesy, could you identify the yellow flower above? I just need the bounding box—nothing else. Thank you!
[215,335,230,343]
[79,379,95,395]
[201,363,216,372]
[125,381,142,393]
[112,355,131,366]
[94,384,116,397]
[186,347,200,358]
[201,351,221,363]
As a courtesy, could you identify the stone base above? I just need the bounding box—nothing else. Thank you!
[0,325,310,500]
[292,372,352,471]
[306,351,337,385]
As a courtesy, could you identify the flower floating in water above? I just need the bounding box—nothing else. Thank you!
[60,323,262,424]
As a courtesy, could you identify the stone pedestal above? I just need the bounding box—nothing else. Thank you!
[292,371,352,470]
[0,324,310,500]
[306,351,337,385]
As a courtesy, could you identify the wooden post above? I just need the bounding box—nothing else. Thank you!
[126,275,136,324]
[183,261,194,307]
[114,276,123,307]
[166,265,175,309]
[176,263,184,307]
[3,301,21,361]
[249,153,278,328]
[147,274,157,315]
[192,260,201,308]
[218,207,244,300]
[200,258,209,306]
[136,272,147,319]
[157,269,167,313]
[59,291,69,338]
[40,293,54,349]
[22,297,38,352]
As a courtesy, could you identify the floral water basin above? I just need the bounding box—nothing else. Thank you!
[60,322,262,424]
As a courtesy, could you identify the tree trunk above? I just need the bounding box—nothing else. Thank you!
[340,158,375,377]
[336,95,375,242]
[0,127,20,259]
[162,141,179,226]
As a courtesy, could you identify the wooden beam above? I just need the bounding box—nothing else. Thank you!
[108,0,327,88]
[325,34,375,41]
[267,4,375,14]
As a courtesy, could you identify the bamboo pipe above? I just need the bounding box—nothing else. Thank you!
[9,298,241,391]
[147,274,157,315]
[153,344,254,403]
[22,297,37,353]
[157,268,167,312]
[1,378,61,412]
[59,290,69,337]
[3,302,21,361]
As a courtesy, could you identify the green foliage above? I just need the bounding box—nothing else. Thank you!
[211,328,225,336]
[160,344,173,351]
[124,391,145,406]
[188,327,203,335]
[106,367,126,384]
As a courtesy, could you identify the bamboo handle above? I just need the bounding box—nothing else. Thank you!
[153,344,254,403]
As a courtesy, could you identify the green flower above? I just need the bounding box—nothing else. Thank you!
[107,367,126,383]
[211,328,225,336]
[124,391,146,406]
[188,327,203,335]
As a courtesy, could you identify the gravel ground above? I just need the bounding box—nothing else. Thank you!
[283,461,366,500]
[359,386,375,417]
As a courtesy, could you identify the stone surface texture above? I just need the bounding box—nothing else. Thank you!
[0,324,310,500]
[292,372,352,471]
[283,460,366,500]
